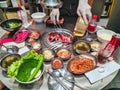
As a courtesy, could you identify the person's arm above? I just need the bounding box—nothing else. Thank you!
[50,9,60,24]
[77,0,92,24]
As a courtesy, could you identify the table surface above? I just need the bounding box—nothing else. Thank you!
[0,19,120,90]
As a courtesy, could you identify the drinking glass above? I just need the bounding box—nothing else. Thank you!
[97,45,114,73]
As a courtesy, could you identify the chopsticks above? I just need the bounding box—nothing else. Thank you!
[46,69,71,90]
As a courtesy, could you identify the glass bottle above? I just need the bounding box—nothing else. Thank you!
[86,15,98,41]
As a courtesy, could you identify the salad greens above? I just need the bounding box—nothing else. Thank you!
[7,50,44,82]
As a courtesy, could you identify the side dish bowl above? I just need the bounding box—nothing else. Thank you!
[42,48,55,61]
[73,40,91,54]
[31,12,46,23]
[97,29,116,43]
[0,54,21,71]
[0,18,22,32]
[56,47,72,60]
[67,54,97,74]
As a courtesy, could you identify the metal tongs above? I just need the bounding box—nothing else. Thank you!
[46,69,71,90]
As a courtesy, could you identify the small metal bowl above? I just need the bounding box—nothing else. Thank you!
[90,41,101,52]
[0,54,21,71]
[42,48,55,62]
[13,30,29,43]
[56,47,72,60]
[51,57,63,70]
[73,40,91,54]
[29,31,41,39]
[6,45,19,54]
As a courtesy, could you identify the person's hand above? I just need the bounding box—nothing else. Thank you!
[77,0,92,24]
[50,9,60,24]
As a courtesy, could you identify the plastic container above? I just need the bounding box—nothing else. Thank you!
[87,15,98,33]
[86,15,98,41]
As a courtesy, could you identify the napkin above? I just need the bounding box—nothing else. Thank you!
[85,61,120,83]
[18,46,30,55]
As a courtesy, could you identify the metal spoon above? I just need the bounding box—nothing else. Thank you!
[46,69,71,90]
[57,69,86,90]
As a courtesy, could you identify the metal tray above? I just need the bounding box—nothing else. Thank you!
[41,28,73,50]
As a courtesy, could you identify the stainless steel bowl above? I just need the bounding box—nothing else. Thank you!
[0,54,21,71]
[15,65,44,84]
[42,48,55,61]
[56,47,72,60]
[41,0,63,9]
[73,40,91,54]
[6,45,19,54]
[67,54,97,74]
[48,68,74,90]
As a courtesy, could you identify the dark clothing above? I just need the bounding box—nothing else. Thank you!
[59,0,79,25]
[60,0,79,16]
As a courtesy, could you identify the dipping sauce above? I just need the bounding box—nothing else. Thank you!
[52,58,63,69]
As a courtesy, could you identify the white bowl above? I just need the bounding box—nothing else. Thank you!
[97,29,116,43]
[31,12,46,23]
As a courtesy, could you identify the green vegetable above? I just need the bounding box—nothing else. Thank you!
[9,22,21,28]
[7,50,44,82]
[16,59,38,82]
[27,54,44,81]
[7,60,23,78]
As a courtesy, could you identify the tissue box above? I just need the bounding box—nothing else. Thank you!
[0,0,11,8]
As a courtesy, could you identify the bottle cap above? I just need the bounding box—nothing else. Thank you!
[92,15,98,20]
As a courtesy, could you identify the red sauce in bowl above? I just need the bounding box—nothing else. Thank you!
[52,58,63,69]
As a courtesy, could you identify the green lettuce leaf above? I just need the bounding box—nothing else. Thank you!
[7,50,44,82]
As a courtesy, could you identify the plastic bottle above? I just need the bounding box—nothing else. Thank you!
[87,15,98,33]
[86,15,98,41]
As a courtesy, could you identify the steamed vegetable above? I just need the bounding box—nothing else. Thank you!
[7,50,44,82]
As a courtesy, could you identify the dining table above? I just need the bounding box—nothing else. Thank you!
[0,16,120,90]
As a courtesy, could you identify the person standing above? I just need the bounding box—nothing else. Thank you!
[50,0,92,24]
